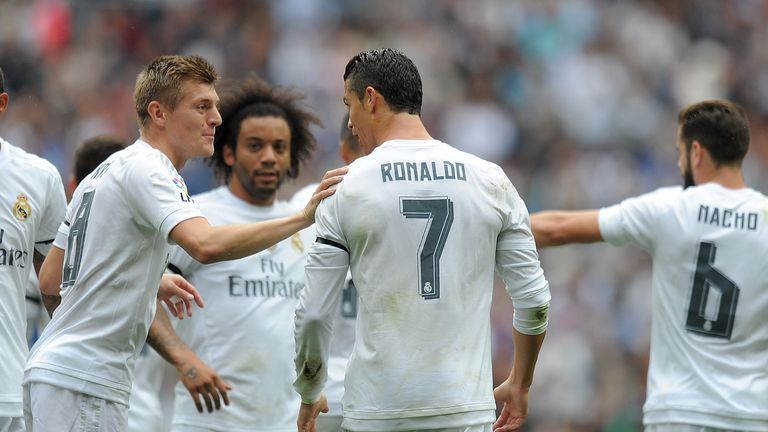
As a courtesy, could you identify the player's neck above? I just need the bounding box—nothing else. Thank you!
[139,130,187,170]
[696,166,746,190]
[375,113,432,145]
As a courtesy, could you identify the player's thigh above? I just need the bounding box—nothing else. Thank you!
[645,424,734,432]
[25,382,127,432]
[316,415,343,432]
[0,417,25,432]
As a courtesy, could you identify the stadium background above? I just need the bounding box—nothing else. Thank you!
[2,0,767,430]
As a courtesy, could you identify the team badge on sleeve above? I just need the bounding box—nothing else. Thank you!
[13,193,31,221]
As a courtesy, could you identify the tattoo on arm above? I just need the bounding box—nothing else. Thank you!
[146,302,186,364]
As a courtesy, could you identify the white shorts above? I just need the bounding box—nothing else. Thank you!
[0,417,25,432]
[24,382,128,432]
[342,424,492,432]
[645,424,740,432]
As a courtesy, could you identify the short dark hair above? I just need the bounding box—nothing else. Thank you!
[0,67,5,94]
[74,135,128,183]
[343,48,422,115]
[209,74,319,183]
[677,99,750,167]
[340,113,359,152]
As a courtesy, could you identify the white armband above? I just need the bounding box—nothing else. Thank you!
[513,303,549,335]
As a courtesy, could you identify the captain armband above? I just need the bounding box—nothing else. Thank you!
[513,303,549,335]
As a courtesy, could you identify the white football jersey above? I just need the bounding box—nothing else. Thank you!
[291,183,357,416]
[294,140,550,431]
[0,138,66,417]
[599,184,768,430]
[24,139,203,406]
[167,186,314,432]
[127,342,177,432]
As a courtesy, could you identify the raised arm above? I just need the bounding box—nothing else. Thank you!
[169,167,346,264]
[530,210,602,248]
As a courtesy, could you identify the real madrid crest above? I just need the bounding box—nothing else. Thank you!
[13,193,31,221]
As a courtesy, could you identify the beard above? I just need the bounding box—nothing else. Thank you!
[234,165,285,202]
[682,159,695,189]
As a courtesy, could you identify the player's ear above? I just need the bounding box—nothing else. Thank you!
[147,101,166,127]
[0,92,8,114]
[690,140,704,166]
[364,86,377,113]
[223,143,236,167]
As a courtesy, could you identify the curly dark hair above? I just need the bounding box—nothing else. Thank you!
[343,48,422,115]
[209,74,320,183]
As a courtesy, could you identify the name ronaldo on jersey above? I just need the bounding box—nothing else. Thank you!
[380,161,467,183]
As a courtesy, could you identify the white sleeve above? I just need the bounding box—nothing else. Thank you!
[293,195,349,403]
[34,168,67,255]
[598,187,675,253]
[293,241,349,404]
[123,157,203,242]
[495,179,551,312]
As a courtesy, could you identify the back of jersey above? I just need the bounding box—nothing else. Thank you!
[599,183,768,430]
[317,139,523,428]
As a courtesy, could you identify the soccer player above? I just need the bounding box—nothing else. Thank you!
[530,99,767,432]
[165,74,323,432]
[289,113,363,432]
[0,67,67,432]
[23,55,344,432]
[294,48,551,432]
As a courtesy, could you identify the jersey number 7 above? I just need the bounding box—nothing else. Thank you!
[399,196,454,300]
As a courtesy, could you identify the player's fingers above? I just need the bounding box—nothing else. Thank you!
[320,166,348,181]
[177,278,204,309]
[200,389,214,413]
[493,404,510,428]
[189,390,203,413]
[162,299,178,318]
[214,377,231,406]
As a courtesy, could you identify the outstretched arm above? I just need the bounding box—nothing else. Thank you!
[530,210,602,248]
[169,167,346,264]
[146,302,231,413]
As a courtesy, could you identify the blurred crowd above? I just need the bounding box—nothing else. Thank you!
[2,0,767,430]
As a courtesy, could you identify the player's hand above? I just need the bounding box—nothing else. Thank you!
[158,273,204,319]
[301,167,348,222]
[297,393,329,432]
[492,377,529,432]
[177,353,232,414]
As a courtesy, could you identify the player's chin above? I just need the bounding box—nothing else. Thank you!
[198,140,215,157]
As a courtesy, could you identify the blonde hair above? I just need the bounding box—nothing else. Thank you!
[134,55,219,129]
